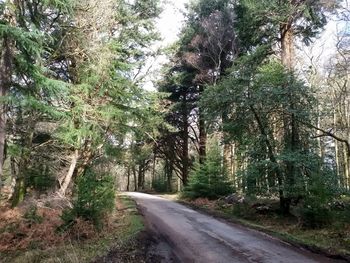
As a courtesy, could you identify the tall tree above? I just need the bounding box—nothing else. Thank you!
[157,62,198,185]
[202,0,338,213]
[180,0,237,164]
[0,0,72,204]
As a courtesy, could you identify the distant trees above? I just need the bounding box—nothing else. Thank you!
[318,18,350,189]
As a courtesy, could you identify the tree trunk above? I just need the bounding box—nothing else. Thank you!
[344,146,350,190]
[152,152,156,182]
[0,35,13,193]
[137,163,145,190]
[167,160,173,192]
[250,105,289,214]
[199,112,206,165]
[59,149,79,196]
[75,142,94,178]
[11,127,34,207]
[198,86,206,164]
[133,166,137,191]
[281,24,294,70]
[126,166,130,192]
[7,157,17,200]
[223,143,236,180]
[222,113,235,182]
[280,23,297,213]
[181,89,189,185]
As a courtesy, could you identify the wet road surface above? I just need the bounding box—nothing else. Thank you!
[127,192,346,263]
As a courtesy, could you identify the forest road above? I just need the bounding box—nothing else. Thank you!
[127,192,346,263]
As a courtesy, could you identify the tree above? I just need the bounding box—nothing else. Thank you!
[156,0,237,189]
[202,0,338,213]
[48,0,162,197]
[0,0,163,207]
[184,135,233,199]
[0,0,72,205]
[181,0,237,164]
[157,62,198,185]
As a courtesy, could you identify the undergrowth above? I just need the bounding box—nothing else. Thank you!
[0,195,144,263]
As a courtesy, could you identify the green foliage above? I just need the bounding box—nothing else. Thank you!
[62,169,115,228]
[297,168,339,228]
[152,177,168,193]
[234,0,336,51]
[184,137,233,199]
[25,164,56,193]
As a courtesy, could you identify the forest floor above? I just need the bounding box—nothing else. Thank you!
[160,194,350,261]
[0,194,167,263]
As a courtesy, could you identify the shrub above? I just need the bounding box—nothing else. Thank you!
[61,168,115,229]
[298,170,338,228]
[183,137,233,199]
[152,177,168,193]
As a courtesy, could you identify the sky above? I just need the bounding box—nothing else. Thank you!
[142,0,188,90]
[157,0,188,45]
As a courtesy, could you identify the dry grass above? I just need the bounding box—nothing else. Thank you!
[0,204,64,251]
[0,194,145,263]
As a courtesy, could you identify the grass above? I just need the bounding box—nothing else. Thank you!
[0,194,144,263]
[169,195,350,261]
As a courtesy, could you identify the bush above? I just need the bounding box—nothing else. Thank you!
[183,137,233,199]
[298,170,338,228]
[152,177,168,193]
[298,205,332,229]
[61,168,115,229]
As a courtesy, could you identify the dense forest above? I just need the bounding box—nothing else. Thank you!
[0,0,349,261]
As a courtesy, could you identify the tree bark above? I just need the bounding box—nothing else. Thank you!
[281,24,294,70]
[11,126,34,207]
[132,166,137,191]
[223,141,236,185]
[182,90,189,185]
[344,146,350,190]
[126,166,130,191]
[166,160,173,192]
[0,35,13,193]
[59,149,79,196]
[199,110,206,164]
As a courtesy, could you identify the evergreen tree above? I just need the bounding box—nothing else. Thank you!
[184,135,233,199]
[202,0,338,213]
[0,0,71,205]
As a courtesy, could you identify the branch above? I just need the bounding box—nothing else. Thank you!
[300,120,350,155]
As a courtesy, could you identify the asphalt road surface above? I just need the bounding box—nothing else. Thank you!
[127,192,346,263]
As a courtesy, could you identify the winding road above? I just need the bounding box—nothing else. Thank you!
[127,192,346,263]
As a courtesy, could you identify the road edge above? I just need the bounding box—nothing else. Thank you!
[176,199,350,262]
